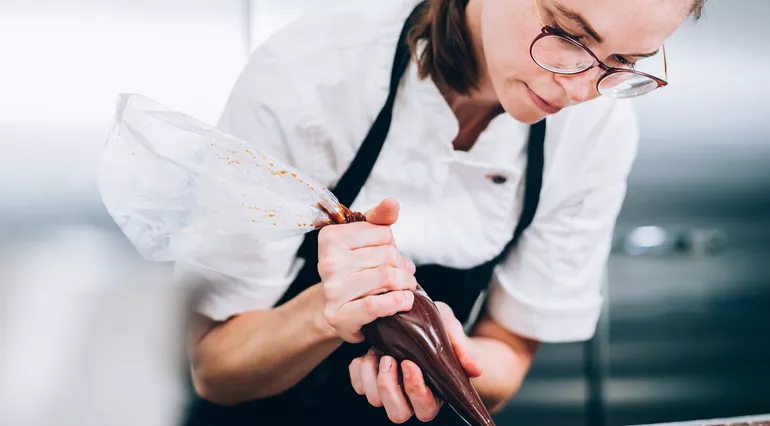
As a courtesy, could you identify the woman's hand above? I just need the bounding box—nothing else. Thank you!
[348,302,483,424]
[318,198,417,343]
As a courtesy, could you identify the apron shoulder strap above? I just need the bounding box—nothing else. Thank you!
[510,119,546,247]
[331,0,545,254]
[331,2,428,207]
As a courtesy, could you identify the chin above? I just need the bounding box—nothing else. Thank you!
[499,81,547,124]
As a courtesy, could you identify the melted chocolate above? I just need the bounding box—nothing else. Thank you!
[322,208,494,425]
[362,286,495,426]
[315,203,366,228]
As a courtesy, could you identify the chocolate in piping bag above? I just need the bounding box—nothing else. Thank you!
[362,286,495,426]
[330,210,495,426]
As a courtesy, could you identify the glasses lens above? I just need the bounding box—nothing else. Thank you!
[531,35,594,74]
[598,71,659,98]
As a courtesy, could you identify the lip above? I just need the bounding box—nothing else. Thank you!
[526,85,563,115]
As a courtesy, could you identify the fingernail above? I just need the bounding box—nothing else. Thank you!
[380,356,391,372]
[402,363,411,379]
[406,258,415,270]
[404,291,414,305]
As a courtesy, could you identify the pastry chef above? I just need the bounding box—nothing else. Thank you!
[177,0,706,424]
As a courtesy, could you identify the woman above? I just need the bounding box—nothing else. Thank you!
[179,0,705,424]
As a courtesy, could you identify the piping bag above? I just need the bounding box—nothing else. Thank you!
[97,94,495,426]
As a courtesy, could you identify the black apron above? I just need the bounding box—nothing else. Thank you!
[185,3,546,425]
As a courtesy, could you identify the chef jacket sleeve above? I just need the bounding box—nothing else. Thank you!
[485,100,639,343]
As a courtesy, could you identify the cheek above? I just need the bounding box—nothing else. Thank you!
[480,3,548,92]
[480,1,549,122]
[480,3,534,83]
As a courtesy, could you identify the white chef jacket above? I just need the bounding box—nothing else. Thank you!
[174,0,639,343]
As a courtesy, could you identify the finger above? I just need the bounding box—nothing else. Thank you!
[436,303,483,378]
[318,222,395,253]
[340,266,417,302]
[345,245,415,274]
[364,198,400,226]
[402,360,441,422]
[360,350,382,407]
[336,289,415,330]
[349,357,365,395]
[377,356,413,424]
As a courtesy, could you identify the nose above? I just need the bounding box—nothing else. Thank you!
[554,71,595,104]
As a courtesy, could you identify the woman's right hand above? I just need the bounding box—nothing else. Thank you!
[318,198,417,343]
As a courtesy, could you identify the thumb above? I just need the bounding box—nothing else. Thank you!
[437,302,483,378]
[364,198,400,226]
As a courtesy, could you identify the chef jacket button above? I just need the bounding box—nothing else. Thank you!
[489,174,507,184]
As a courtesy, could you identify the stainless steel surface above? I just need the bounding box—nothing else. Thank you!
[632,414,770,426]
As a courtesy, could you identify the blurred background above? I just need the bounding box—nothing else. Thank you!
[1,1,768,426]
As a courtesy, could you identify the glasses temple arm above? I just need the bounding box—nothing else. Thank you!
[534,0,545,26]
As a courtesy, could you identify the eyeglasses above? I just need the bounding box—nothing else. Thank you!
[530,0,668,98]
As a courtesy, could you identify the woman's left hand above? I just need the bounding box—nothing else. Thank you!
[348,301,483,424]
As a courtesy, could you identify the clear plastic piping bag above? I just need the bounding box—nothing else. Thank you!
[97,94,363,263]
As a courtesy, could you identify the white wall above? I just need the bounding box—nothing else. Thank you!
[0,0,249,216]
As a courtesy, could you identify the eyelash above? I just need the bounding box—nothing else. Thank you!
[550,22,637,68]
[550,22,583,41]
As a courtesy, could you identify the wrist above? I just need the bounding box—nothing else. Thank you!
[308,283,343,343]
[312,308,341,342]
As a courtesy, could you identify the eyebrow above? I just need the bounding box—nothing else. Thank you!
[551,1,660,58]
[627,49,660,58]
[553,2,604,43]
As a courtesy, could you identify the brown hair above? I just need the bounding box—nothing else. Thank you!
[407,0,479,96]
[690,0,707,20]
[407,0,707,96]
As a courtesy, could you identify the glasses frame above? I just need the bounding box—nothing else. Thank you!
[530,0,669,97]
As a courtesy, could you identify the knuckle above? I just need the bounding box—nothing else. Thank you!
[363,352,378,367]
[382,292,405,316]
[322,282,340,303]
[388,291,406,309]
[390,412,412,424]
[387,267,403,288]
[366,394,383,408]
[317,227,334,249]
[364,295,379,314]
[376,373,391,391]
[384,245,400,267]
[317,254,343,277]
[403,380,419,395]
[416,408,438,422]
[404,274,418,290]
[377,266,397,287]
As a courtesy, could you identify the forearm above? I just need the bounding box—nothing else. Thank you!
[190,283,342,405]
[468,316,540,413]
